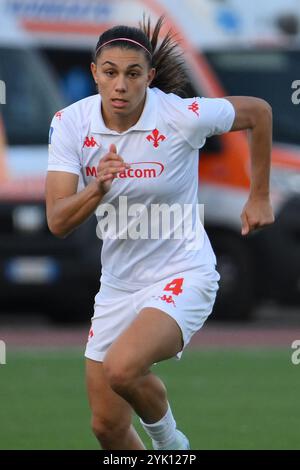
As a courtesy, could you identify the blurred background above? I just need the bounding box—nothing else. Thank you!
[0,0,300,450]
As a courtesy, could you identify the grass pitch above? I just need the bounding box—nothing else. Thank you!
[0,348,299,450]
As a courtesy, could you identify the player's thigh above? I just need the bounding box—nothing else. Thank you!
[104,306,183,376]
[86,358,133,430]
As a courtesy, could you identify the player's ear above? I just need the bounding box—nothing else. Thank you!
[147,68,156,86]
[91,62,97,84]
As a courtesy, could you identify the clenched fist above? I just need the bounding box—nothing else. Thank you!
[96,144,130,194]
[240,194,275,236]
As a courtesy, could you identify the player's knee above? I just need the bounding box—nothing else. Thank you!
[91,415,129,442]
[103,359,137,394]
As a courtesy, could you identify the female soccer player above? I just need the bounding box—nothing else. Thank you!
[46,17,274,450]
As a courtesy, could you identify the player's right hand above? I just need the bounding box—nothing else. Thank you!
[96,144,130,194]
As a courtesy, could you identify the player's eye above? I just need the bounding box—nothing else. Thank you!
[128,71,140,78]
[104,70,116,77]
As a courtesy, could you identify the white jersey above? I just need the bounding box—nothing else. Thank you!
[48,87,235,290]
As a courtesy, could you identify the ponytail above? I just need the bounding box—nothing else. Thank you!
[141,16,188,95]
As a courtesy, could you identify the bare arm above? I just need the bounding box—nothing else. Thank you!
[46,172,103,238]
[46,144,130,238]
[225,96,274,235]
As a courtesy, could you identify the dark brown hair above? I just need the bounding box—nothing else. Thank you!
[94,16,188,95]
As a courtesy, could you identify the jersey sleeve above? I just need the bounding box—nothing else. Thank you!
[190,97,235,148]
[161,91,235,150]
[48,109,81,175]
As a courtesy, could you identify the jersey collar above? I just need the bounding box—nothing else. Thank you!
[91,87,157,135]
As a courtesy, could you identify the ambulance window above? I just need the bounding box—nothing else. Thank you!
[0,47,63,146]
[206,49,300,146]
[41,48,95,105]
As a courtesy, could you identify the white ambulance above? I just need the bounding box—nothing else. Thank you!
[2,0,300,321]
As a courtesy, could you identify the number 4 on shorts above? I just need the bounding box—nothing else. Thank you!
[163,278,184,296]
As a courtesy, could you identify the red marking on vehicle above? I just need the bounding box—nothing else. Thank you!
[0,177,45,200]
[55,111,63,120]
[83,136,99,148]
[188,101,200,117]
[159,294,176,307]
[146,129,166,148]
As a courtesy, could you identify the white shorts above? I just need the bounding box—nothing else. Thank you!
[84,268,220,362]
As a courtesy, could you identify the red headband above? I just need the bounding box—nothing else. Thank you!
[96,38,152,56]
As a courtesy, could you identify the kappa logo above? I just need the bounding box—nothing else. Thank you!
[188,100,200,117]
[146,129,166,148]
[159,294,176,307]
[88,328,94,339]
[55,111,63,120]
[83,136,99,148]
